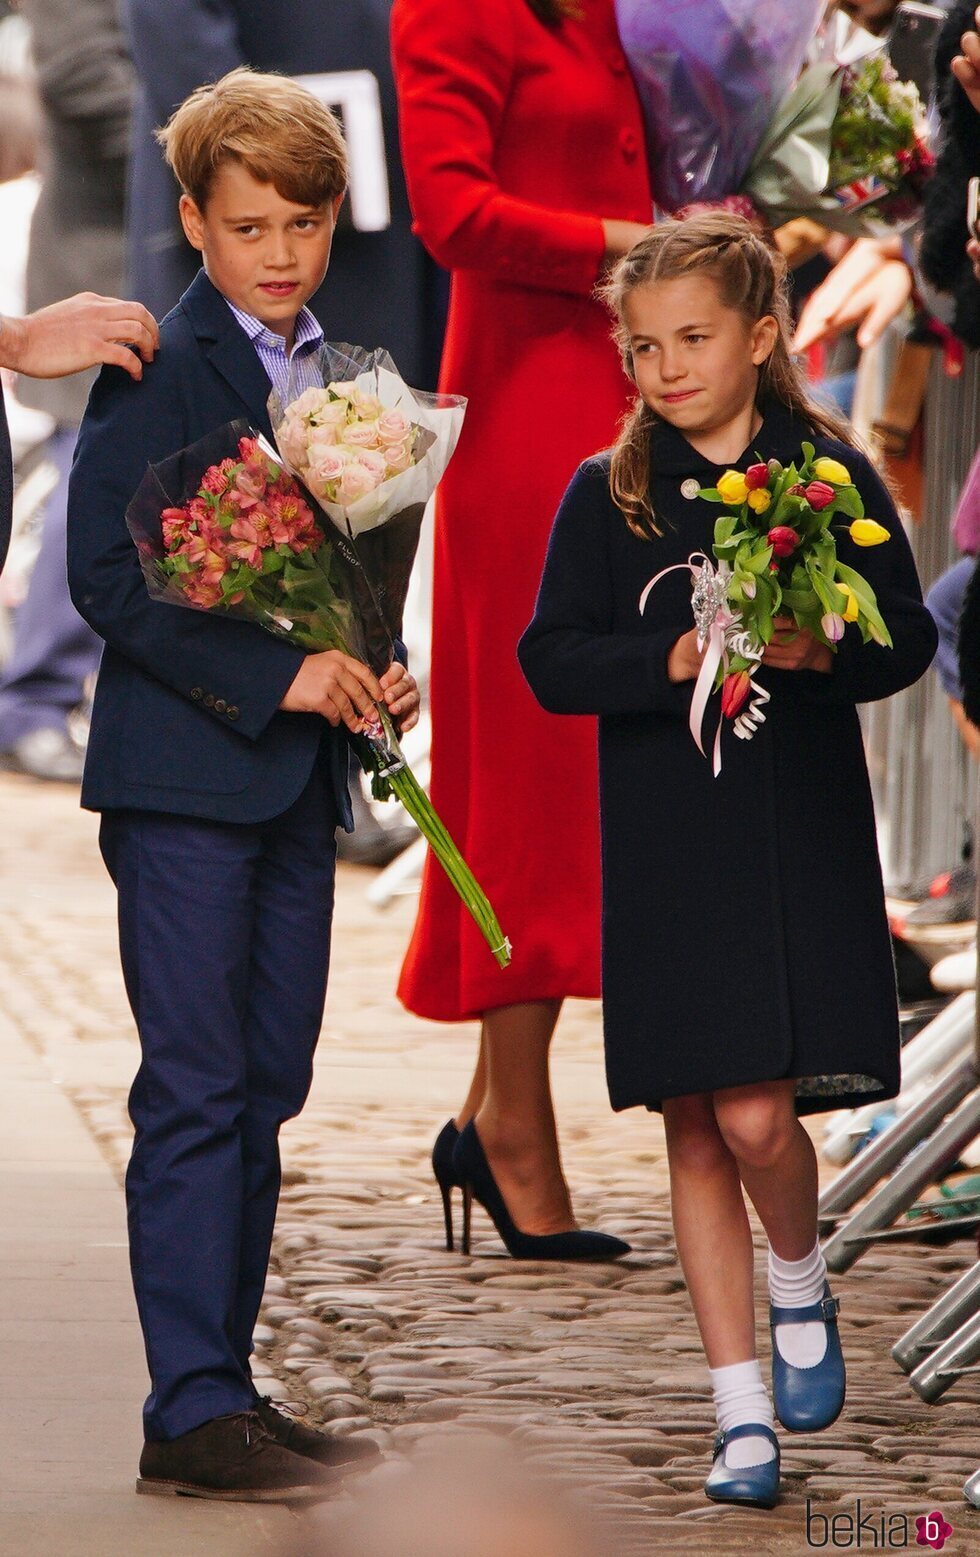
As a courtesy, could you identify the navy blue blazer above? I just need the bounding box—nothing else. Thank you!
[68,268,354,826]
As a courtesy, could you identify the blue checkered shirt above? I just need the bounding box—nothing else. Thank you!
[225,298,324,402]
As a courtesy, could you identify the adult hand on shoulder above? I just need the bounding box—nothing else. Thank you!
[951,8,980,115]
[0,293,159,381]
[762,616,833,673]
[380,661,420,732]
[792,237,912,352]
[280,650,384,732]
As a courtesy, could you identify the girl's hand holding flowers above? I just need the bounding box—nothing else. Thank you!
[762,616,833,673]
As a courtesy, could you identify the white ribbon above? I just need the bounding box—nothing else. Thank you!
[639,554,769,777]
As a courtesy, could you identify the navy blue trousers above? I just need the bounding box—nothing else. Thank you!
[99,761,337,1441]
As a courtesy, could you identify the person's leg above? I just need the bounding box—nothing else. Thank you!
[662,1093,776,1476]
[231,768,337,1376]
[713,1080,842,1401]
[662,1093,756,1367]
[100,807,260,1443]
[0,424,101,760]
[711,1080,817,1261]
[455,1031,487,1128]
[472,998,574,1235]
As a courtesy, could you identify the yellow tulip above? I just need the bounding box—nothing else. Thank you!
[849,518,890,547]
[747,489,772,513]
[837,582,860,622]
[812,457,852,486]
[717,470,749,506]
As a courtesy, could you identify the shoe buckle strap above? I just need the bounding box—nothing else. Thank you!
[820,1295,840,1323]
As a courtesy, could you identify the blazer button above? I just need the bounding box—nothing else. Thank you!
[606,48,627,75]
[204,693,216,708]
[214,698,227,714]
[619,128,639,161]
[226,705,240,721]
[190,687,203,700]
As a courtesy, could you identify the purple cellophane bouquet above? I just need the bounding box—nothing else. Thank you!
[615,0,823,212]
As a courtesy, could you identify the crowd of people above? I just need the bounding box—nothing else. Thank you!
[0,0,978,1523]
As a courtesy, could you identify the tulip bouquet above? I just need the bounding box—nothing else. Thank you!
[641,446,892,773]
[126,422,511,969]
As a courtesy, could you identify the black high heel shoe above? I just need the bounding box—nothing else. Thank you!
[432,1118,461,1251]
[453,1120,631,1262]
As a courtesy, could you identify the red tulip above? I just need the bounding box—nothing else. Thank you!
[745,462,770,490]
[721,669,751,719]
[804,480,835,511]
[767,525,799,558]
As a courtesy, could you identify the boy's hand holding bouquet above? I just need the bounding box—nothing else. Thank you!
[644,446,892,774]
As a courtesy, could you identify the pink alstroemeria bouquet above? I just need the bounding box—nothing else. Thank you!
[126,410,511,970]
[641,445,892,774]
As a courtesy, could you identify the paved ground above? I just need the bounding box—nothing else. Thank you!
[0,767,978,1556]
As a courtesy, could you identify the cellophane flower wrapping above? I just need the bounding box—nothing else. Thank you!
[269,342,466,674]
[124,421,387,670]
[744,50,933,234]
[124,411,510,970]
[615,0,822,210]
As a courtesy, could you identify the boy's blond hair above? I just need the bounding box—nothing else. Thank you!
[157,67,348,211]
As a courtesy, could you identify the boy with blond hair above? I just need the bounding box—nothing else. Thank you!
[68,69,416,1501]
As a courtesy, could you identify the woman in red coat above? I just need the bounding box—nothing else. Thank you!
[392,0,652,1255]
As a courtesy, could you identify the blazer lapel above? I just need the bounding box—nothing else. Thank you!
[179,269,277,440]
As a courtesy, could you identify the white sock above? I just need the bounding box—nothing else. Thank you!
[768,1240,830,1369]
[709,1359,776,1468]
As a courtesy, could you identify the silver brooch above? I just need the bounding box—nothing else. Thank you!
[680,478,701,500]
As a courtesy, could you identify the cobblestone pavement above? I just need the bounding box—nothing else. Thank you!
[1,768,978,1555]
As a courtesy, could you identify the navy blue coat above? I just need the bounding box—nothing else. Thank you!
[67,268,353,827]
[519,402,938,1115]
[123,0,444,387]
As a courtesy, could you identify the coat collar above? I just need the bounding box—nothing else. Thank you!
[178,268,277,437]
[649,399,813,479]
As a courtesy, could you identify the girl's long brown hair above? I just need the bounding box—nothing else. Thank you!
[600,214,857,539]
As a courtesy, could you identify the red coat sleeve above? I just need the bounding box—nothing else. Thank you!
[391,0,607,295]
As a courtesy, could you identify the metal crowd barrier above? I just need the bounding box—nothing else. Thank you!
[863,349,980,889]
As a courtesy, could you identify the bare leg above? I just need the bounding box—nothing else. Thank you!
[454,1028,488,1129]
[662,1093,756,1368]
[712,1079,818,1260]
[472,998,576,1236]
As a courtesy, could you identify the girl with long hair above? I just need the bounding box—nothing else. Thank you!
[519,213,937,1507]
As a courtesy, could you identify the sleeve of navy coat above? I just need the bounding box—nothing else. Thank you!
[518,460,693,717]
[788,447,937,706]
[67,352,305,742]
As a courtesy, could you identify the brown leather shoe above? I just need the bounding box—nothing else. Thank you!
[254,1396,382,1470]
[137,1409,335,1501]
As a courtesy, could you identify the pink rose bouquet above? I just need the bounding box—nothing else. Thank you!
[126,420,510,969]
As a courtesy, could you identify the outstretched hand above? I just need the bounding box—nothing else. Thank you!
[0,293,159,381]
[952,8,980,115]
[792,238,912,353]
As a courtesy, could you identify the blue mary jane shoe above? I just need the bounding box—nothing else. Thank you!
[770,1283,846,1433]
[704,1423,781,1509]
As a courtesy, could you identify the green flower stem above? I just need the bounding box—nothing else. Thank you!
[386,761,511,969]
